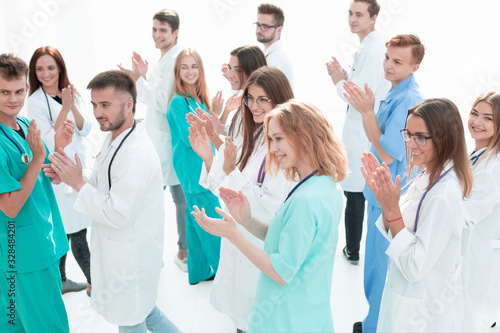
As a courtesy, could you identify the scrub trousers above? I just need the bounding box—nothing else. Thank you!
[362,204,389,333]
[0,261,69,332]
[184,191,221,285]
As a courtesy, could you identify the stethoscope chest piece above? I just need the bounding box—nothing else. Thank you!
[21,153,30,164]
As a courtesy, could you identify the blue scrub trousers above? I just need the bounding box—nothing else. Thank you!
[362,204,389,333]
[184,191,221,285]
[0,261,69,333]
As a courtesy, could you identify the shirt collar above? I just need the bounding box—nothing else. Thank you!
[265,39,283,56]
[383,74,417,102]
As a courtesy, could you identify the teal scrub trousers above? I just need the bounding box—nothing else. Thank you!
[0,261,69,332]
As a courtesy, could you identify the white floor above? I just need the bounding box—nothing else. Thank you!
[63,192,369,333]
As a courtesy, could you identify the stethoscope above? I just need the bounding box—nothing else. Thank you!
[108,120,136,190]
[413,167,452,232]
[285,169,320,203]
[469,149,486,166]
[41,87,54,122]
[0,118,31,164]
[184,97,201,113]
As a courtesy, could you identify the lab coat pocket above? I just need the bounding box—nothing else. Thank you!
[381,285,426,332]
[483,240,500,324]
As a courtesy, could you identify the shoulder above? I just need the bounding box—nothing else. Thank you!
[27,88,44,103]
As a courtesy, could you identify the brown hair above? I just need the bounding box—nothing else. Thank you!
[28,46,71,95]
[238,67,294,171]
[0,53,28,81]
[406,98,473,198]
[257,3,285,26]
[470,91,500,164]
[87,70,137,114]
[264,100,347,182]
[385,34,425,64]
[227,46,267,139]
[354,0,381,17]
[172,48,211,108]
[153,9,180,32]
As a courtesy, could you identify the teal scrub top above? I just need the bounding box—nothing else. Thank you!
[0,117,68,273]
[248,175,343,333]
[167,93,215,194]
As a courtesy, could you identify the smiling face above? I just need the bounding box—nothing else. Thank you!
[348,1,376,40]
[383,46,419,89]
[179,55,199,86]
[0,75,27,123]
[247,84,274,123]
[35,54,60,91]
[152,19,178,55]
[226,55,246,90]
[267,118,298,171]
[469,101,495,150]
[405,114,435,171]
[91,86,133,139]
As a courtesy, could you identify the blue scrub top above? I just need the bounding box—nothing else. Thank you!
[363,74,424,207]
[248,175,343,333]
[167,93,215,195]
[0,117,69,273]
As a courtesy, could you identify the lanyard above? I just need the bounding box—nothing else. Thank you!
[108,120,136,190]
[284,169,319,203]
[469,149,486,166]
[253,126,266,186]
[413,167,452,232]
[0,118,31,164]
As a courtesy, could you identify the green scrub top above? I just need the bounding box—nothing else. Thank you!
[167,93,215,194]
[0,117,68,273]
[249,175,343,333]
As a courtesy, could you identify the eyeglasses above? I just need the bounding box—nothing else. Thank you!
[253,22,280,32]
[400,129,432,146]
[243,96,272,108]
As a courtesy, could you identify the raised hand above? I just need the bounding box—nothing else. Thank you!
[192,205,238,240]
[118,52,147,81]
[54,119,75,150]
[222,136,237,175]
[343,81,375,115]
[61,86,74,111]
[188,122,214,163]
[218,187,251,227]
[186,109,215,136]
[48,148,85,191]
[221,63,229,80]
[212,91,224,116]
[27,119,46,163]
[326,56,347,85]
[224,93,242,113]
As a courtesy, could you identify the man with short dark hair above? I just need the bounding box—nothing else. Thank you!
[327,0,390,269]
[255,3,294,86]
[344,34,425,333]
[45,70,180,332]
[118,9,189,272]
[0,53,72,332]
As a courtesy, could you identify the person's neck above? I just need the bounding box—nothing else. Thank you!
[185,85,198,99]
[111,118,135,140]
[42,83,59,97]
[474,139,490,152]
[0,113,19,129]
[357,26,374,42]
[160,41,177,57]
[297,162,315,181]
[263,38,279,51]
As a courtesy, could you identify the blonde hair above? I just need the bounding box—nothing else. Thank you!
[264,100,347,182]
[470,91,500,166]
[172,48,211,108]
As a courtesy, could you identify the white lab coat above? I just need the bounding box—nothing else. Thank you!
[137,44,182,187]
[27,87,92,234]
[199,129,294,331]
[264,40,294,88]
[376,163,464,332]
[73,121,164,326]
[335,30,391,192]
[462,149,500,331]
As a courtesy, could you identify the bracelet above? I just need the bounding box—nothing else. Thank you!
[208,132,217,138]
[386,216,402,223]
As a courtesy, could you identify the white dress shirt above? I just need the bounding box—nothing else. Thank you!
[264,39,294,87]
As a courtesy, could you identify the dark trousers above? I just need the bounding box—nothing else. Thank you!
[343,191,365,255]
[59,228,91,284]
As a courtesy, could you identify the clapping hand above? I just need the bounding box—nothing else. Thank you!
[54,119,75,150]
[222,136,237,175]
[326,56,347,85]
[343,81,375,115]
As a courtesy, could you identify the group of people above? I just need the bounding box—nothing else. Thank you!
[0,1,499,333]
